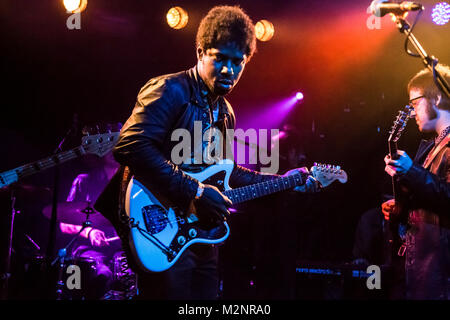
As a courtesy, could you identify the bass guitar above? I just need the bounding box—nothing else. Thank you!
[0,132,119,189]
[124,159,347,272]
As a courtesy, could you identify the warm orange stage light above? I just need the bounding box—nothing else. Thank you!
[63,0,88,14]
[255,20,275,42]
[166,7,189,29]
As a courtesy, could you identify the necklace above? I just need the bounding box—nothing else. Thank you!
[435,125,450,146]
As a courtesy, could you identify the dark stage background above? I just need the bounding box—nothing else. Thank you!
[1,0,449,299]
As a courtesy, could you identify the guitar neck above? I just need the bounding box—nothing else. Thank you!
[388,141,399,160]
[0,132,118,189]
[388,140,399,199]
[223,173,305,205]
[1,146,86,186]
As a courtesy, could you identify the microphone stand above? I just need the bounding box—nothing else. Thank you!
[45,132,70,265]
[394,16,450,99]
[44,120,77,298]
[51,204,94,300]
[0,189,17,299]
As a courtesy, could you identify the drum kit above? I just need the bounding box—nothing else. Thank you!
[1,183,137,300]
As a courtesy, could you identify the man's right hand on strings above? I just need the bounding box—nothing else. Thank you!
[194,184,232,228]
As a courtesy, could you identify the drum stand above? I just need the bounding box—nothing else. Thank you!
[0,189,17,299]
[51,203,95,300]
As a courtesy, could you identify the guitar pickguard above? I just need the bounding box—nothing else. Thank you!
[166,221,228,261]
[125,159,234,272]
[201,171,227,192]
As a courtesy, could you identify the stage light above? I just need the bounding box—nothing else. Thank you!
[255,20,275,42]
[295,92,304,101]
[432,2,450,25]
[166,6,189,29]
[63,0,87,13]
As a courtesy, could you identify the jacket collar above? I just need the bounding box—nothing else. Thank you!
[186,66,231,116]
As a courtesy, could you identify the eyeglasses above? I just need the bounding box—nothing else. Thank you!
[409,95,425,109]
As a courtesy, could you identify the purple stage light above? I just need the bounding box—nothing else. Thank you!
[238,95,300,132]
[295,92,304,101]
[432,2,450,25]
[233,94,301,169]
[271,130,286,142]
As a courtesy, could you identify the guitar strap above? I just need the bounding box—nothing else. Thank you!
[423,135,450,170]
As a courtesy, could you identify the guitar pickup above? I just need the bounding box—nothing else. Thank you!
[142,205,168,235]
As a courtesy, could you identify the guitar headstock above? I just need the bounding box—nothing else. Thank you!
[310,163,348,188]
[81,132,119,157]
[388,105,413,143]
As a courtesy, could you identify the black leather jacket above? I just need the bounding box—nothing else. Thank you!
[111,66,277,212]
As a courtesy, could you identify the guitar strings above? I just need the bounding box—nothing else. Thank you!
[145,176,302,229]
[0,140,115,182]
[143,171,343,230]
[140,176,303,231]
[224,175,300,203]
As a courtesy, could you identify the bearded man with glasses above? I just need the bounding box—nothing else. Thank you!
[381,64,450,300]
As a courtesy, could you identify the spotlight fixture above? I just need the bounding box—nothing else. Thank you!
[432,2,450,25]
[295,92,304,101]
[63,0,88,13]
[166,6,189,29]
[255,20,275,42]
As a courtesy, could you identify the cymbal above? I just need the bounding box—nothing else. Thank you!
[42,202,110,227]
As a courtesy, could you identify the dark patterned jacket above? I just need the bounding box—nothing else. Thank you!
[397,134,450,299]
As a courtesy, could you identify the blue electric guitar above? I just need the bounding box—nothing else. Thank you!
[125,159,347,272]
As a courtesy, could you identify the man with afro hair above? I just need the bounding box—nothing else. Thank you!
[99,5,319,300]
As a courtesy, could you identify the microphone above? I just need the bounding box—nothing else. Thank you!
[370,0,423,17]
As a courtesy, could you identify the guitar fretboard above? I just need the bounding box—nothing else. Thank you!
[20,147,86,178]
[0,132,118,189]
[3,146,86,184]
[224,173,304,204]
